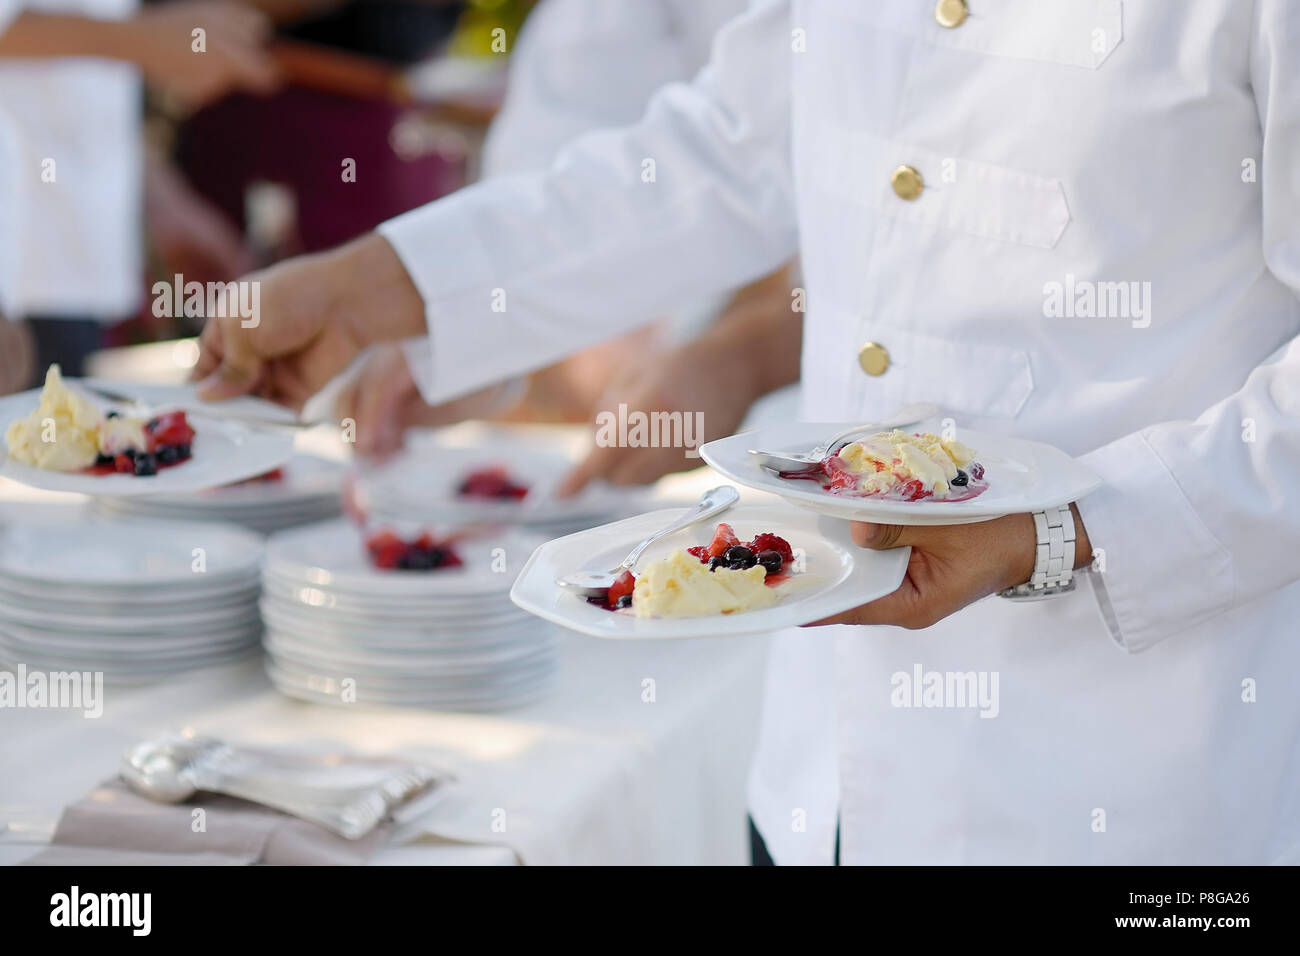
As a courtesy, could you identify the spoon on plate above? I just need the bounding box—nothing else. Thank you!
[555,484,739,599]
[746,402,939,475]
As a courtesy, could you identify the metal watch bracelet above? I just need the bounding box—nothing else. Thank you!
[997,504,1077,601]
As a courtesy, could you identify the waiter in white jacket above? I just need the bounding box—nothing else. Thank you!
[197,0,1300,864]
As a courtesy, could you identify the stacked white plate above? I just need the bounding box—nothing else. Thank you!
[0,519,264,682]
[261,519,556,711]
[92,454,343,535]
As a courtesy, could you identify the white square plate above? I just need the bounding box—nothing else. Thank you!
[510,503,910,639]
[700,423,1102,526]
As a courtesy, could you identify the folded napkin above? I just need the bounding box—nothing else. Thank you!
[22,779,390,866]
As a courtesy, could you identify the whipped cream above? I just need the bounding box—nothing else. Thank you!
[4,365,103,471]
[632,548,778,618]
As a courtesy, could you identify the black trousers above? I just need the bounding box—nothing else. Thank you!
[749,816,840,866]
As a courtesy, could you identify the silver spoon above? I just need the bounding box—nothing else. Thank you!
[556,485,739,598]
[746,402,939,475]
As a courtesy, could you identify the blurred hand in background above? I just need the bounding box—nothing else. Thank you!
[0,316,36,396]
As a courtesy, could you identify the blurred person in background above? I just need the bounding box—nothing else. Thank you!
[0,0,279,388]
[334,0,802,493]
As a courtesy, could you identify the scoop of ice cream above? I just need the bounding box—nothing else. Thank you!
[4,365,102,471]
[632,548,779,618]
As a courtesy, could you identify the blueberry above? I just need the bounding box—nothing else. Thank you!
[756,549,784,574]
[708,555,726,571]
[133,453,158,476]
[425,548,447,569]
[94,453,114,467]
[615,593,633,609]
[723,545,756,568]
[121,447,137,461]
[173,443,192,461]
[105,410,120,419]
[157,445,180,464]
[950,469,969,487]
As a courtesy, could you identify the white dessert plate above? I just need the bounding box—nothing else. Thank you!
[0,381,295,496]
[358,441,645,528]
[510,504,910,639]
[700,423,1102,526]
[264,519,541,597]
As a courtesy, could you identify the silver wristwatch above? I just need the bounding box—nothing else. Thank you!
[997,504,1077,601]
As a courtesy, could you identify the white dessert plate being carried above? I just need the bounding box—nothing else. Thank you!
[510,503,910,640]
[700,423,1102,526]
[0,380,295,496]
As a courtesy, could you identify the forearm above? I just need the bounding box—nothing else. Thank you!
[0,12,129,60]
[698,264,803,401]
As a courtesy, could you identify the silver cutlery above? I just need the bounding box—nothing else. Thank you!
[746,401,939,475]
[555,484,739,598]
[121,735,443,840]
[82,384,313,431]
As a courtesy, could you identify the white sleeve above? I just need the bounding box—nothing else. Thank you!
[481,0,701,178]
[378,0,796,406]
[0,2,21,37]
[1075,0,1300,653]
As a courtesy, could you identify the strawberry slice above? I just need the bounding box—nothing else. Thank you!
[607,569,636,608]
[686,545,710,563]
[145,410,195,452]
[897,478,930,501]
[706,523,740,559]
[822,455,860,492]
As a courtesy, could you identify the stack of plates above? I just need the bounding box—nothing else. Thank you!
[92,454,343,534]
[0,519,264,681]
[261,520,556,711]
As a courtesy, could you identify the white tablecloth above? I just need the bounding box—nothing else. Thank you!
[0,481,770,866]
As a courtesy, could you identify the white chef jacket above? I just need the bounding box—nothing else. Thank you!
[0,0,142,319]
[381,0,1300,864]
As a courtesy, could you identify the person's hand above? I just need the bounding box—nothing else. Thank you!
[124,1,280,107]
[146,152,252,284]
[554,332,759,496]
[810,507,1090,629]
[0,316,35,395]
[193,234,426,410]
[334,344,510,460]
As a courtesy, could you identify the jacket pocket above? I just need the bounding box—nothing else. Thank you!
[805,126,1071,249]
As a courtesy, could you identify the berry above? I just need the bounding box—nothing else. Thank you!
[615,593,633,609]
[113,453,135,474]
[686,545,710,563]
[723,545,756,569]
[145,411,195,451]
[458,466,529,500]
[897,478,930,501]
[105,410,120,419]
[93,453,114,467]
[968,461,985,480]
[607,569,636,608]
[133,453,158,477]
[950,469,969,487]
[755,550,784,574]
[706,523,740,559]
[708,555,726,571]
[747,533,793,564]
[822,455,860,492]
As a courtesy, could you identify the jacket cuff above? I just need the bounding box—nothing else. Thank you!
[1076,430,1236,653]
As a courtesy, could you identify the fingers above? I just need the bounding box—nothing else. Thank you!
[195,316,262,400]
[353,371,406,460]
[850,521,932,550]
[806,588,914,627]
[555,444,618,498]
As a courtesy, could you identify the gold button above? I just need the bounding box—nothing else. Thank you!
[858,342,890,376]
[891,165,923,201]
[935,0,969,28]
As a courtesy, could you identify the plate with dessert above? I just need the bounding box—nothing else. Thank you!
[0,366,294,496]
[510,504,910,639]
[700,423,1102,526]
